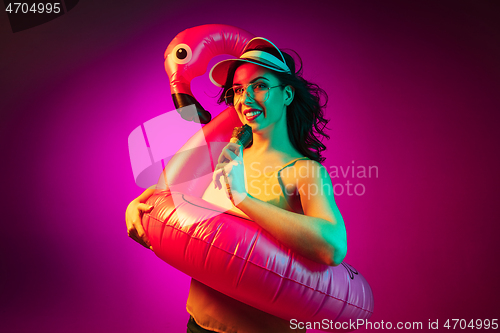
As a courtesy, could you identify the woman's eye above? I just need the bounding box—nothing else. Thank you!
[253,83,268,91]
[234,87,244,94]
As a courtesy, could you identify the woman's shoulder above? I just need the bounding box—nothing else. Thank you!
[294,158,327,172]
[282,157,331,183]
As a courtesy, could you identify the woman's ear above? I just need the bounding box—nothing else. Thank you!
[284,85,295,106]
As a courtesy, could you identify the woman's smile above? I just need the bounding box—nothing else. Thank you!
[243,108,263,121]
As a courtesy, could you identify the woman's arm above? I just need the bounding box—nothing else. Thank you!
[238,160,346,266]
[215,147,346,266]
[125,186,156,249]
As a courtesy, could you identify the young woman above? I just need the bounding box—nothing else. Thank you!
[126,38,347,333]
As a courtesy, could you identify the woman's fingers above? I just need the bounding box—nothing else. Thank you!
[217,143,242,164]
[137,203,154,213]
[214,161,239,189]
[215,142,243,189]
[225,142,242,154]
[129,229,151,249]
[126,202,153,248]
[214,162,229,189]
[128,230,150,249]
[217,149,237,164]
[127,219,151,247]
[213,164,224,189]
[135,221,148,242]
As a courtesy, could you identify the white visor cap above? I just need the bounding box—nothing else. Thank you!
[209,37,291,88]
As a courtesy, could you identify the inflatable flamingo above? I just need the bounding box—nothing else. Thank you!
[165,24,255,124]
[134,24,374,332]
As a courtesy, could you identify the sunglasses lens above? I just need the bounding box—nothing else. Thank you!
[225,83,277,106]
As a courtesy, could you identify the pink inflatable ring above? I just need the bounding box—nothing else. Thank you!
[143,190,373,331]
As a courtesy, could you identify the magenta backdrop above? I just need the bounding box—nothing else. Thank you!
[1,1,499,332]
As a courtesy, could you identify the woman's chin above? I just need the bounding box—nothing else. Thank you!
[240,118,259,130]
[239,116,267,133]
[245,122,264,133]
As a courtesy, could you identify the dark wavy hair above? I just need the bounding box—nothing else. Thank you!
[217,46,330,163]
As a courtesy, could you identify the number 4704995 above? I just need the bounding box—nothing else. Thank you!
[5,3,61,14]
[444,319,498,330]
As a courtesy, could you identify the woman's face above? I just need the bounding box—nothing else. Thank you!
[231,63,291,133]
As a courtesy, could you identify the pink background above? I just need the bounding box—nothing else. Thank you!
[1,1,499,332]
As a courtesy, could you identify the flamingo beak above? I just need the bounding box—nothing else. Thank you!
[172,93,211,124]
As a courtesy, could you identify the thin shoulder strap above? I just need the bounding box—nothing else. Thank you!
[262,157,310,177]
[276,157,310,211]
[276,157,310,173]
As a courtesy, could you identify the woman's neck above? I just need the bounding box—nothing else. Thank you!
[247,115,301,159]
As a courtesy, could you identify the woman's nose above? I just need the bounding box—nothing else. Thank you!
[241,87,255,105]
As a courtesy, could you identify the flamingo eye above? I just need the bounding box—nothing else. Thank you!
[177,48,187,59]
[171,44,192,64]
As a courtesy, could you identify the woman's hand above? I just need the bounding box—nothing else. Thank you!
[213,142,247,206]
[125,199,154,250]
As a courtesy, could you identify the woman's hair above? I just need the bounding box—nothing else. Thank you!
[217,46,330,163]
